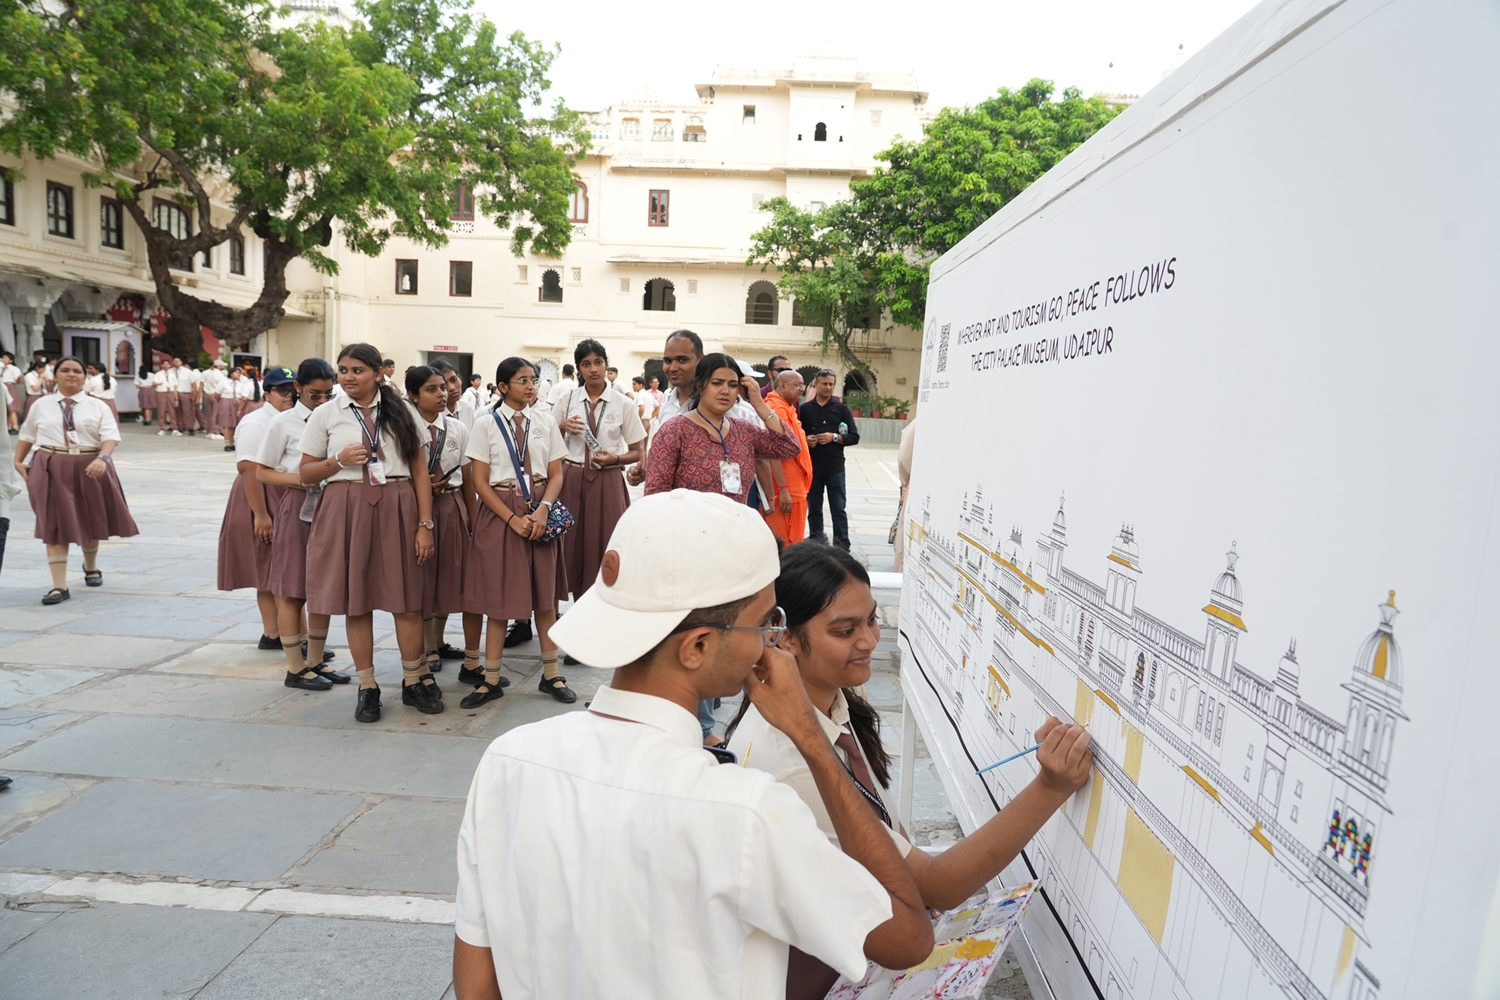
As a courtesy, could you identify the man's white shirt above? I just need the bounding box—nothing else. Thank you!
[455,685,890,1000]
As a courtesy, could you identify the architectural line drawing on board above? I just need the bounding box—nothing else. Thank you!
[900,488,1404,1000]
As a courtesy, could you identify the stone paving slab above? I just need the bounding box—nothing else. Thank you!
[0,901,277,1000]
[0,780,362,881]
[38,672,294,721]
[294,797,466,895]
[0,715,487,798]
[0,668,99,709]
[0,709,78,754]
[0,634,193,670]
[195,914,453,1000]
[0,903,64,956]
[0,774,85,838]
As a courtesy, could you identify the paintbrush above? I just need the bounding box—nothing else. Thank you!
[975,743,1041,775]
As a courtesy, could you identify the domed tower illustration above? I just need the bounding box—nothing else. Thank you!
[1321,591,1408,899]
[1035,495,1067,584]
[1202,543,1246,683]
[1105,523,1141,618]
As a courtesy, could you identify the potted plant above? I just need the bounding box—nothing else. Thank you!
[871,396,883,419]
[894,398,910,420]
[847,390,867,417]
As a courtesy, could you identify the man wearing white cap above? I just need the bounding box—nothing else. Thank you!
[452,489,932,1000]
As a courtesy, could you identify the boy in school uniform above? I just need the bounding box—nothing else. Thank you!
[453,490,933,999]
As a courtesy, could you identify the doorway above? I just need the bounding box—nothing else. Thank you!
[423,351,473,383]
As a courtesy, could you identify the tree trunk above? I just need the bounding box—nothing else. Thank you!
[157,312,204,362]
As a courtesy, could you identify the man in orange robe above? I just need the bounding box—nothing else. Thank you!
[763,370,813,543]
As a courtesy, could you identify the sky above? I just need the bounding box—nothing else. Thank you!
[476,0,1263,114]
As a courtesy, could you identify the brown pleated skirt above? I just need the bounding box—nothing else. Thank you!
[423,490,470,617]
[5,383,21,414]
[559,464,630,599]
[214,396,240,429]
[26,450,140,546]
[265,487,313,600]
[216,475,287,591]
[462,489,567,620]
[305,480,423,616]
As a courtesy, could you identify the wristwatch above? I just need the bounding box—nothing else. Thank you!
[417,519,435,530]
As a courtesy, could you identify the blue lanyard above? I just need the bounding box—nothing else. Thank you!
[694,407,729,458]
[350,401,380,452]
[492,409,532,502]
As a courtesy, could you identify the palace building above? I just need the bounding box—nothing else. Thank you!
[904,487,1400,1000]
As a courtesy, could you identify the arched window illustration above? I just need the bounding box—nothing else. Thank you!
[814,122,828,142]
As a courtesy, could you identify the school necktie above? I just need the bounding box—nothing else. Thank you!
[428,423,441,478]
[834,730,891,828]
[356,405,385,485]
[61,397,76,444]
[512,412,533,488]
[584,396,603,469]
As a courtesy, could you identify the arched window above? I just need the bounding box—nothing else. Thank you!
[683,125,706,143]
[744,281,777,325]
[642,278,675,311]
[842,369,869,395]
[569,181,588,224]
[814,122,828,142]
[539,268,563,303]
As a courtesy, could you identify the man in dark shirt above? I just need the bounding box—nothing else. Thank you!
[798,369,859,551]
[760,355,791,399]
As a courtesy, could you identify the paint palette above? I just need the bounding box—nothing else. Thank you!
[824,881,1038,999]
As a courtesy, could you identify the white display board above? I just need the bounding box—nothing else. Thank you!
[896,2,1500,999]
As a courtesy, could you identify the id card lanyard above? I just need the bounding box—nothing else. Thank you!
[57,397,79,451]
[493,408,532,502]
[696,407,739,495]
[350,402,387,485]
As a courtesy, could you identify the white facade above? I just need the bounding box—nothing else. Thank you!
[286,55,930,398]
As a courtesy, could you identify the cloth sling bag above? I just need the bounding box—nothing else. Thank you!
[492,409,574,543]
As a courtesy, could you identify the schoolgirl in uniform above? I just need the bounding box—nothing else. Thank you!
[555,339,645,603]
[2,351,21,434]
[216,368,248,452]
[461,357,574,708]
[254,360,348,690]
[21,360,47,421]
[133,363,156,427]
[152,363,176,435]
[83,363,118,423]
[405,366,483,681]
[11,357,140,605]
[300,343,438,723]
[218,364,295,655]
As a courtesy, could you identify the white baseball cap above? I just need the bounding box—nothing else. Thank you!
[550,489,780,668]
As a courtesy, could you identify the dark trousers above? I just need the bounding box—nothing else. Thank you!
[807,469,848,543]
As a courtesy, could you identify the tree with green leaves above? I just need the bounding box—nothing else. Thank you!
[0,0,586,352]
[748,79,1122,388]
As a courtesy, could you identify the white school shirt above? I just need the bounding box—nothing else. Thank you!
[235,402,280,464]
[0,364,19,385]
[84,374,116,400]
[557,385,647,465]
[170,367,194,393]
[18,392,120,450]
[461,386,489,411]
[152,370,170,393]
[728,691,913,859]
[637,391,657,423]
[657,387,766,432]
[230,378,258,401]
[253,401,315,473]
[133,373,154,391]
[446,398,476,430]
[465,403,565,489]
[300,393,417,481]
[23,371,44,396]
[203,369,227,395]
[418,411,469,488]
[454,685,890,1000]
[544,377,576,410]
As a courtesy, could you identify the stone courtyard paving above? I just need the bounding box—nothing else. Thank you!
[0,420,1034,999]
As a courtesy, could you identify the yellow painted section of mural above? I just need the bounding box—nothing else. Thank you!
[1117,809,1175,945]
[1335,924,1356,984]
[1122,723,1144,782]
[1074,680,1095,726]
[1083,776,1105,850]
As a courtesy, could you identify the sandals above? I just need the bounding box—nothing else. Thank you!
[539,674,577,704]
[41,587,70,606]
[83,570,103,588]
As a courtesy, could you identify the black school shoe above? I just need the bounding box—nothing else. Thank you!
[459,682,504,709]
[355,686,382,723]
[503,618,533,648]
[458,664,509,687]
[301,640,336,663]
[402,676,445,714]
[315,665,351,684]
[0,776,11,791]
[258,634,281,650]
[539,675,577,704]
[437,643,465,660]
[285,669,333,691]
[41,588,69,606]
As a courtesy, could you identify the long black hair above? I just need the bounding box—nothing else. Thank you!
[726,541,892,788]
[494,356,536,400]
[404,364,443,398]
[337,343,422,465]
[296,357,335,385]
[87,362,112,391]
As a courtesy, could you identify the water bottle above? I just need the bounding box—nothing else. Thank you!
[838,421,848,440]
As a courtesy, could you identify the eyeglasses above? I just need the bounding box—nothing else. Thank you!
[508,378,539,387]
[305,391,335,401]
[267,384,296,395]
[815,369,837,379]
[670,606,787,647]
